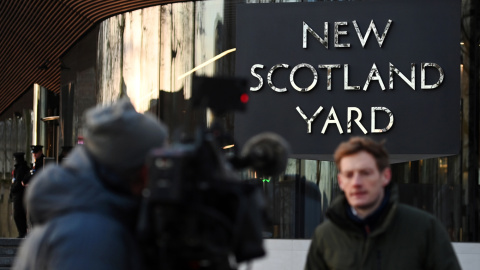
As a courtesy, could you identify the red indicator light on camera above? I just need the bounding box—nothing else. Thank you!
[240,93,249,104]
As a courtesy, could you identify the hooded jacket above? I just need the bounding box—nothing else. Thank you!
[304,185,461,270]
[13,146,145,270]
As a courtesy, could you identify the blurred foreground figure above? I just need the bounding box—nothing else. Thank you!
[13,97,168,270]
[305,137,461,270]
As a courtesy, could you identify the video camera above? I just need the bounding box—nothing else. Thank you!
[137,76,290,270]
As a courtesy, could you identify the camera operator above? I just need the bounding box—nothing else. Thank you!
[13,97,168,270]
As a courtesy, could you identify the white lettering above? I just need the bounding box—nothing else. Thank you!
[421,63,444,89]
[303,21,328,49]
[318,64,341,90]
[344,64,360,90]
[371,107,394,133]
[268,64,289,92]
[352,19,393,48]
[321,107,343,134]
[296,106,395,134]
[389,63,415,90]
[250,64,264,91]
[296,106,323,133]
[251,62,444,92]
[334,22,350,48]
[347,107,368,134]
[291,63,318,92]
[363,63,386,91]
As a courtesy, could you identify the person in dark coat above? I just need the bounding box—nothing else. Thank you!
[21,145,46,228]
[12,97,168,270]
[22,145,45,186]
[9,152,30,238]
[304,137,461,270]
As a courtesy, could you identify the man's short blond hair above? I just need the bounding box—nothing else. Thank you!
[334,137,390,171]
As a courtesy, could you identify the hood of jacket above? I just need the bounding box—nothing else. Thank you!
[325,183,398,236]
[25,146,140,227]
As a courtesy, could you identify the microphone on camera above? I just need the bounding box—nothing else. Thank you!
[234,132,290,177]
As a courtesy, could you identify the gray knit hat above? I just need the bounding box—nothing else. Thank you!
[84,97,168,172]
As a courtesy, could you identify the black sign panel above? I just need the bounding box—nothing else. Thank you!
[235,0,460,161]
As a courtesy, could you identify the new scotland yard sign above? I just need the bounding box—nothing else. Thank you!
[235,0,460,162]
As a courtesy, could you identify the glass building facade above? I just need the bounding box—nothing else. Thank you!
[0,0,479,243]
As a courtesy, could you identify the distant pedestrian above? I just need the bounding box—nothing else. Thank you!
[22,145,45,186]
[305,136,461,270]
[12,97,168,270]
[21,145,45,228]
[9,152,30,238]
